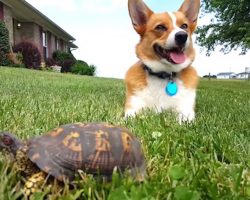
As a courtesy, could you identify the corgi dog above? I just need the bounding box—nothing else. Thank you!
[125,0,200,123]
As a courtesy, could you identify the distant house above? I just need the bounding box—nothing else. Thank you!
[0,0,77,61]
[236,72,250,79]
[217,72,236,79]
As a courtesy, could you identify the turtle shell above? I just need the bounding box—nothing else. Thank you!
[27,123,145,181]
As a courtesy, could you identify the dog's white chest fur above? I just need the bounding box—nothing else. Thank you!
[126,76,196,122]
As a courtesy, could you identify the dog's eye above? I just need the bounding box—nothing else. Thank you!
[180,23,188,29]
[155,25,167,31]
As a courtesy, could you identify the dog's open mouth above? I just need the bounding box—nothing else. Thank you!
[153,44,186,64]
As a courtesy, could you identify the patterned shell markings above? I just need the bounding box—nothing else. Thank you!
[27,123,144,181]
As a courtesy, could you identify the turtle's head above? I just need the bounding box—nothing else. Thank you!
[0,132,22,155]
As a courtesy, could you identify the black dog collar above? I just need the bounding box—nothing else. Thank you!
[143,65,177,80]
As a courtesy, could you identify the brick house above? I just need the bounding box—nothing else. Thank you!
[0,0,77,61]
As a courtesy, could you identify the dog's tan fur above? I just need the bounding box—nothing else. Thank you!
[125,0,200,122]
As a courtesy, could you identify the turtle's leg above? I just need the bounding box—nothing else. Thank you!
[23,171,47,197]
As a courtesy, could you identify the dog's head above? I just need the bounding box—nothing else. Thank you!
[128,0,200,73]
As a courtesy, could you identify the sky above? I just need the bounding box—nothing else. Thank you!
[26,0,250,79]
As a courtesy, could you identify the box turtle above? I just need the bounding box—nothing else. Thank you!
[0,122,146,196]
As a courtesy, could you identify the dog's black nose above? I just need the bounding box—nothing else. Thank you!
[175,31,188,46]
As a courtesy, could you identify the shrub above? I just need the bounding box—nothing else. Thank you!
[7,52,23,65]
[203,75,217,79]
[0,21,10,53]
[88,65,96,76]
[16,52,23,63]
[0,51,11,66]
[45,58,56,67]
[52,50,76,72]
[71,60,96,76]
[9,63,26,68]
[0,21,11,66]
[13,42,41,69]
[61,59,76,73]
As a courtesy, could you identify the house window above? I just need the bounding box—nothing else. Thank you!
[56,39,59,50]
[42,32,48,59]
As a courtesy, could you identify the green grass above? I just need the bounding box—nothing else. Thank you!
[0,67,249,200]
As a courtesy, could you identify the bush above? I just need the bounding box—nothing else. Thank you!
[7,52,23,65]
[71,60,96,76]
[9,63,26,68]
[203,75,217,79]
[87,65,96,76]
[0,22,11,66]
[45,58,56,67]
[13,42,41,69]
[0,21,10,53]
[52,50,76,72]
[0,51,11,66]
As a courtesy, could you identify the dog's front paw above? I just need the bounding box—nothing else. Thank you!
[125,96,146,118]
[178,110,195,124]
[124,109,137,118]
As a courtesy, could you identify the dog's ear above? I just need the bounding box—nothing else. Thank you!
[128,0,153,36]
[179,0,200,32]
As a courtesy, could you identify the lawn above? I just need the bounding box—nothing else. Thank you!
[0,67,249,200]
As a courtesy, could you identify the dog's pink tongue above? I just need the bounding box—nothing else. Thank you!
[170,52,186,64]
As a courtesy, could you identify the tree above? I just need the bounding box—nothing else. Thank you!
[196,0,250,55]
